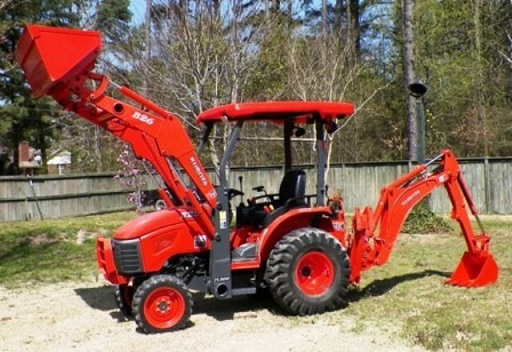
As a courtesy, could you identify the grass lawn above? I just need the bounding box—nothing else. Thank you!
[0,212,510,351]
[0,211,136,286]
[342,217,512,351]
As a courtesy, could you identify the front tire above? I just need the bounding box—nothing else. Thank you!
[132,275,192,333]
[115,284,134,317]
[265,228,350,315]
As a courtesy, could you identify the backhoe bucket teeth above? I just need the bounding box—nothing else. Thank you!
[15,24,101,97]
[447,251,499,288]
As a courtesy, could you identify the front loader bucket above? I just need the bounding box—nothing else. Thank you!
[15,24,101,97]
[447,251,499,288]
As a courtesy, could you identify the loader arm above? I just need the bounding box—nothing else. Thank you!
[349,150,498,288]
[16,25,216,237]
[74,77,216,236]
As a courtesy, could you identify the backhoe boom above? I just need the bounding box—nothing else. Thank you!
[349,150,498,287]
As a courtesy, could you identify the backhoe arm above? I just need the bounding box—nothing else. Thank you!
[349,150,498,288]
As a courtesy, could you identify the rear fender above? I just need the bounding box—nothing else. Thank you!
[258,207,342,262]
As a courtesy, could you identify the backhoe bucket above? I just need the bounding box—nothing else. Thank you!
[447,251,499,288]
[15,24,101,97]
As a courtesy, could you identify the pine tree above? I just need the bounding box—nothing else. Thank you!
[0,0,132,174]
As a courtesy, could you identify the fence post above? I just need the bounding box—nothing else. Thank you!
[484,156,491,214]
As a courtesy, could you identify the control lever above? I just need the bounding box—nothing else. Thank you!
[238,176,244,204]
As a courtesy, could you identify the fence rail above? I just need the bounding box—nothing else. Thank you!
[1,156,512,222]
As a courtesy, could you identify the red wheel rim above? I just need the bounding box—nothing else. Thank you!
[144,287,186,329]
[295,251,335,296]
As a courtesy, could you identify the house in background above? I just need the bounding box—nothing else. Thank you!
[47,150,71,175]
[18,141,42,175]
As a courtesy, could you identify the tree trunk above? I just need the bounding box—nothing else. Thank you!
[287,0,292,27]
[94,126,103,172]
[213,0,220,18]
[272,0,281,14]
[321,0,328,38]
[473,0,488,156]
[402,0,417,161]
[347,0,360,65]
[143,0,152,97]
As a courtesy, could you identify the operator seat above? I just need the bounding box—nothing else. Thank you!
[262,169,307,227]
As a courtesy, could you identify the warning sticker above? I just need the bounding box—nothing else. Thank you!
[220,211,227,229]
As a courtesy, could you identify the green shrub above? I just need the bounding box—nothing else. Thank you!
[402,200,452,234]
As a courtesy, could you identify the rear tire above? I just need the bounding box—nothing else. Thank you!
[265,228,350,315]
[132,275,192,333]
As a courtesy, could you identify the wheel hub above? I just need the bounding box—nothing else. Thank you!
[301,266,312,277]
[295,251,335,296]
[156,299,170,314]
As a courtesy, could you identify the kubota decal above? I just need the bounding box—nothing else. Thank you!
[401,189,421,207]
[190,156,208,186]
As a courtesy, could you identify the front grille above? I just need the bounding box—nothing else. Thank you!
[112,239,142,274]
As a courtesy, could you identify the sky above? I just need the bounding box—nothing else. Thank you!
[129,0,145,25]
[128,0,328,26]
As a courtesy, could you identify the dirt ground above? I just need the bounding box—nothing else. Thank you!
[0,279,426,352]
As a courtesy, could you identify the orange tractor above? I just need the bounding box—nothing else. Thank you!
[16,25,499,333]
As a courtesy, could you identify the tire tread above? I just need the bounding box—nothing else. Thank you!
[265,227,350,315]
[132,275,192,334]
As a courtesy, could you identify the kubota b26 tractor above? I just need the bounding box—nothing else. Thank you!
[16,24,499,333]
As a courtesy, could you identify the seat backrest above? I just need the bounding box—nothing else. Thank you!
[262,169,307,227]
[276,169,306,208]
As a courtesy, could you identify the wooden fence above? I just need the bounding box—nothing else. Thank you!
[0,174,133,221]
[1,156,512,222]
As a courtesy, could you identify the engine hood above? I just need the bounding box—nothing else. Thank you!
[113,208,196,240]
